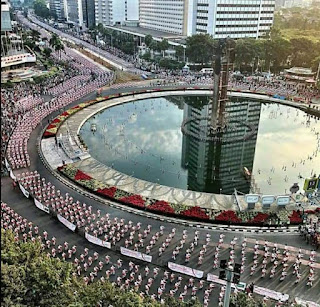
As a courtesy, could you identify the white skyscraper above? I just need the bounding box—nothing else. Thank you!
[138,0,275,39]
[195,0,275,39]
[94,0,139,27]
[139,0,190,35]
[66,0,84,27]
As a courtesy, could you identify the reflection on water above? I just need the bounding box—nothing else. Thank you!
[80,95,320,195]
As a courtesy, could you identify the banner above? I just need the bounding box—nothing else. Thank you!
[19,183,29,198]
[261,195,275,205]
[85,232,111,249]
[34,198,50,214]
[254,286,289,301]
[57,214,76,231]
[120,247,152,263]
[207,273,227,285]
[9,170,16,181]
[245,194,259,203]
[276,196,290,206]
[168,262,203,278]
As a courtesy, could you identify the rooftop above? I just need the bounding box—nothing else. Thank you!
[285,67,315,75]
[105,25,187,46]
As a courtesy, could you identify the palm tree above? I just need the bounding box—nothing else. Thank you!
[49,33,59,49]
[49,33,64,59]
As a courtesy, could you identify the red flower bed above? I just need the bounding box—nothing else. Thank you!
[215,210,242,223]
[289,210,302,224]
[61,111,70,117]
[181,206,209,220]
[305,210,316,214]
[249,212,269,224]
[46,124,57,130]
[51,118,61,124]
[57,165,65,171]
[74,170,92,181]
[43,131,55,137]
[148,201,175,214]
[97,187,117,198]
[120,195,145,208]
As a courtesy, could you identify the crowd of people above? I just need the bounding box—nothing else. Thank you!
[1,12,319,306]
[1,201,229,306]
[299,219,320,250]
[3,166,319,306]
[1,14,114,173]
[16,170,319,289]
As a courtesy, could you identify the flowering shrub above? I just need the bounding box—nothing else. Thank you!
[74,170,92,181]
[57,164,305,226]
[96,187,117,198]
[215,210,242,223]
[289,210,302,224]
[181,206,210,220]
[276,210,290,224]
[43,100,97,138]
[249,212,269,224]
[120,195,145,208]
[114,189,132,199]
[148,201,175,214]
[51,118,62,124]
[237,211,257,222]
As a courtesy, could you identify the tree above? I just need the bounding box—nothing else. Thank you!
[290,38,317,68]
[43,47,52,58]
[33,0,51,19]
[159,39,169,57]
[49,33,64,59]
[1,230,75,306]
[1,230,202,307]
[311,55,320,72]
[31,29,41,41]
[144,34,153,47]
[142,51,151,61]
[175,45,185,61]
[186,34,215,66]
[230,292,265,307]
[97,23,104,34]
[149,40,159,52]
[263,37,291,72]
[235,38,261,71]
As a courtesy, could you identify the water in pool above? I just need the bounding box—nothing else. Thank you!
[79,95,319,195]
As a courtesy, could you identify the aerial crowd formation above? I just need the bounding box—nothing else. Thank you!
[1,10,319,307]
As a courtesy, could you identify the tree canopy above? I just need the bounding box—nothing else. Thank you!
[186,34,215,66]
[1,230,202,307]
[33,0,51,19]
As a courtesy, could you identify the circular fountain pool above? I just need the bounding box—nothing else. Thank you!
[79,95,319,195]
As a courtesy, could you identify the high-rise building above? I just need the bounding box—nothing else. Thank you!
[82,0,95,28]
[139,0,275,39]
[66,0,84,26]
[49,0,65,21]
[94,0,139,27]
[1,0,12,31]
[139,0,190,35]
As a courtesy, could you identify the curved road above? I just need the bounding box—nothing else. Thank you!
[2,83,319,305]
